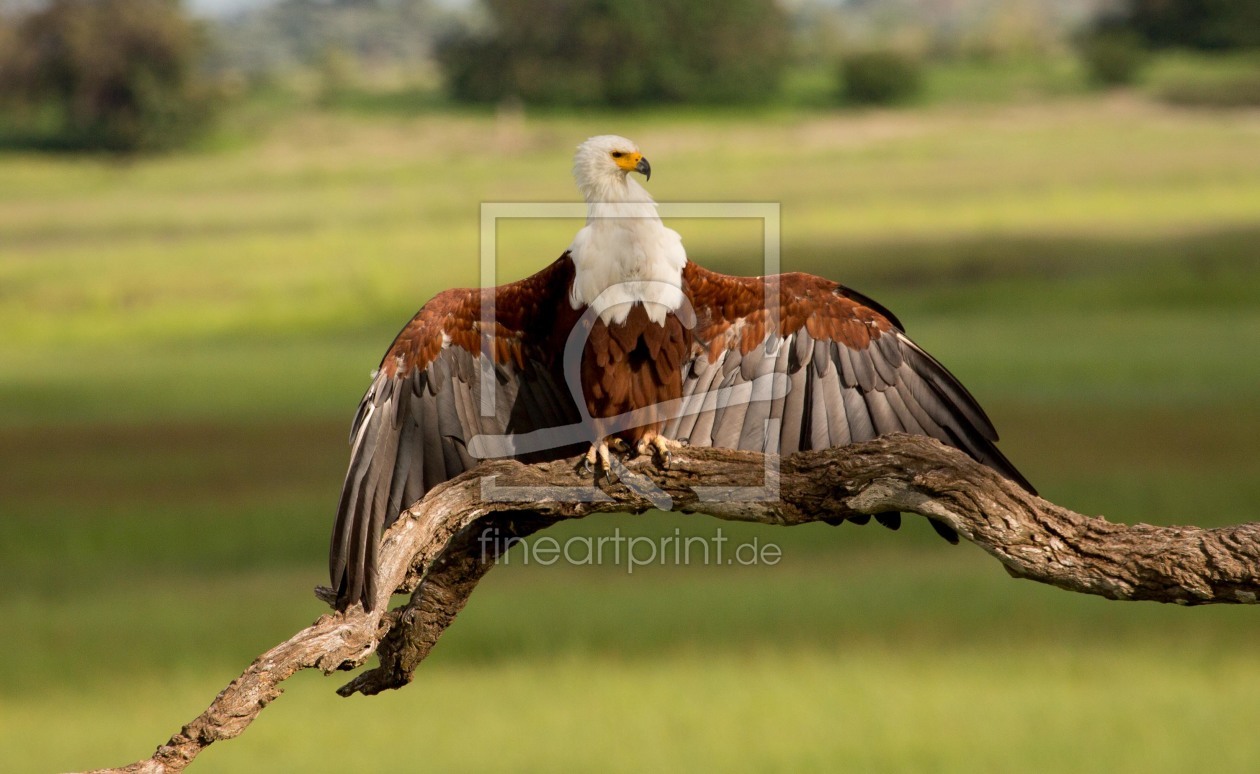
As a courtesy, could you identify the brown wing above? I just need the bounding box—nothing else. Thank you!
[330,256,582,610]
[670,263,1034,523]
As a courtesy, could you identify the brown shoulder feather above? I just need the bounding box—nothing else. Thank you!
[676,261,1034,500]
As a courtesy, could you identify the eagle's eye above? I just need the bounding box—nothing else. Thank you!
[611,151,624,158]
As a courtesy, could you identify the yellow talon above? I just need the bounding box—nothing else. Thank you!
[636,433,681,469]
[581,437,625,483]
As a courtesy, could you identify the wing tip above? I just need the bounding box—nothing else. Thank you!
[929,518,961,544]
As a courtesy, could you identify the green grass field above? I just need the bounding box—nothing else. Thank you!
[3,95,1260,772]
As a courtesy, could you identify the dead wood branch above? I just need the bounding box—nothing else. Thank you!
[87,434,1260,773]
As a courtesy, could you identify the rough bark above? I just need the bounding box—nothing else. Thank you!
[85,435,1260,774]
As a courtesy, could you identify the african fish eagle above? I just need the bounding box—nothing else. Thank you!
[329,134,1034,610]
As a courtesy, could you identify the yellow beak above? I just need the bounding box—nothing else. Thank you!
[616,151,651,180]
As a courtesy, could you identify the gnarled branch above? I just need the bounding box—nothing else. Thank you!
[87,434,1260,773]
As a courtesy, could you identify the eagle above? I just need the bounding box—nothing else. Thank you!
[329,134,1034,610]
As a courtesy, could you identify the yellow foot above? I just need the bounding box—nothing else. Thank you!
[635,433,683,469]
[580,437,630,482]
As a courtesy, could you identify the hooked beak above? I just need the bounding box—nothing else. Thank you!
[635,156,651,181]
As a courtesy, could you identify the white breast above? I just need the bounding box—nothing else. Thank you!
[568,188,688,326]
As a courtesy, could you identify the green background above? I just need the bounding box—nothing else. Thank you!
[3,98,1259,771]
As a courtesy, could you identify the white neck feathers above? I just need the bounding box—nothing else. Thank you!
[568,166,687,326]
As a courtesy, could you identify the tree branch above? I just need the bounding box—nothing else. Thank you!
[87,434,1260,773]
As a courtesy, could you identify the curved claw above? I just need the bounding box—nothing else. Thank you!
[597,441,617,484]
[582,439,624,483]
[649,435,679,470]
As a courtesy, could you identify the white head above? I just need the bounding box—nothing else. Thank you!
[572,135,652,204]
[567,134,685,324]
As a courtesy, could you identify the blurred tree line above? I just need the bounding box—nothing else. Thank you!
[0,0,219,152]
[210,0,439,77]
[1081,0,1260,88]
[0,0,218,151]
[437,0,787,106]
[2,0,1259,153]
[1107,0,1260,51]
[0,0,444,150]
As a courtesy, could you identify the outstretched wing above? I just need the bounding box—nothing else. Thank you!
[669,264,1033,526]
[330,256,582,610]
